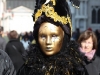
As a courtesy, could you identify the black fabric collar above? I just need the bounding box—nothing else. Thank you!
[24,40,85,75]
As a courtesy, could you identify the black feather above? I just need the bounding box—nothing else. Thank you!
[55,0,71,17]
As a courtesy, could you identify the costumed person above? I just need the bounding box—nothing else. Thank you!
[17,0,88,75]
[78,30,100,75]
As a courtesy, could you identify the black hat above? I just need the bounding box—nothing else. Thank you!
[32,0,80,39]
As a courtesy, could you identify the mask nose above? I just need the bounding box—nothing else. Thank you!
[46,36,51,45]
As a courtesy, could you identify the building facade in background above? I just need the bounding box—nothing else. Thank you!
[70,0,100,32]
[0,0,100,32]
[1,0,34,33]
[6,0,35,10]
[87,0,100,31]
[3,6,34,33]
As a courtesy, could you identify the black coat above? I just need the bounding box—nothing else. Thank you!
[5,39,27,73]
[96,40,100,57]
[0,49,16,75]
[84,55,100,75]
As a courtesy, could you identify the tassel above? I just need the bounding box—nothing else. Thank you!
[70,0,80,8]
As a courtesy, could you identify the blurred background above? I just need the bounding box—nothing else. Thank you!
[0,0,100,33]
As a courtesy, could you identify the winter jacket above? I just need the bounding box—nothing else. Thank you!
[5,39,27,73]
[84,55,100,75]
[0,49,16,75]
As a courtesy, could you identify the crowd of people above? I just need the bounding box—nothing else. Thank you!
[0,0,100,75]
[0,27,34,74]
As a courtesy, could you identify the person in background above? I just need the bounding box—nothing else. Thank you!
[71,28,80,41]
[17,0,88,75]
[5,30,27,73]
[87,28,92,31]
[20,32,30,51]
[3,31,9,43]
[96,40,100,57]
[78,30,100,75]
[28,31,34,42]
[95,29,100,41]
[0,49,16,75]
[95,29,100,57]
[0,26,7,50]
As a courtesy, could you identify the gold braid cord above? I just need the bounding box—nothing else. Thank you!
[34,0,72,35]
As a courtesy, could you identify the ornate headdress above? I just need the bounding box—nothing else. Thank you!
[32,0,80,38]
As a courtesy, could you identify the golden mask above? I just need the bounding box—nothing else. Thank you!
[38,22,64,56]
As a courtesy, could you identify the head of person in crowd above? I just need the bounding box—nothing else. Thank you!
[0,26,4,36]
[8,30,18,40]
[78,30,97,61]
[22,32,29,41]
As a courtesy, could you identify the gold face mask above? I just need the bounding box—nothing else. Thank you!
[38,22,64,56]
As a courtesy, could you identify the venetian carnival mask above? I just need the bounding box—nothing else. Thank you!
[38,22,64,56]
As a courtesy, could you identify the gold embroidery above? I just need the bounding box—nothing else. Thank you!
[35,5,71,25]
